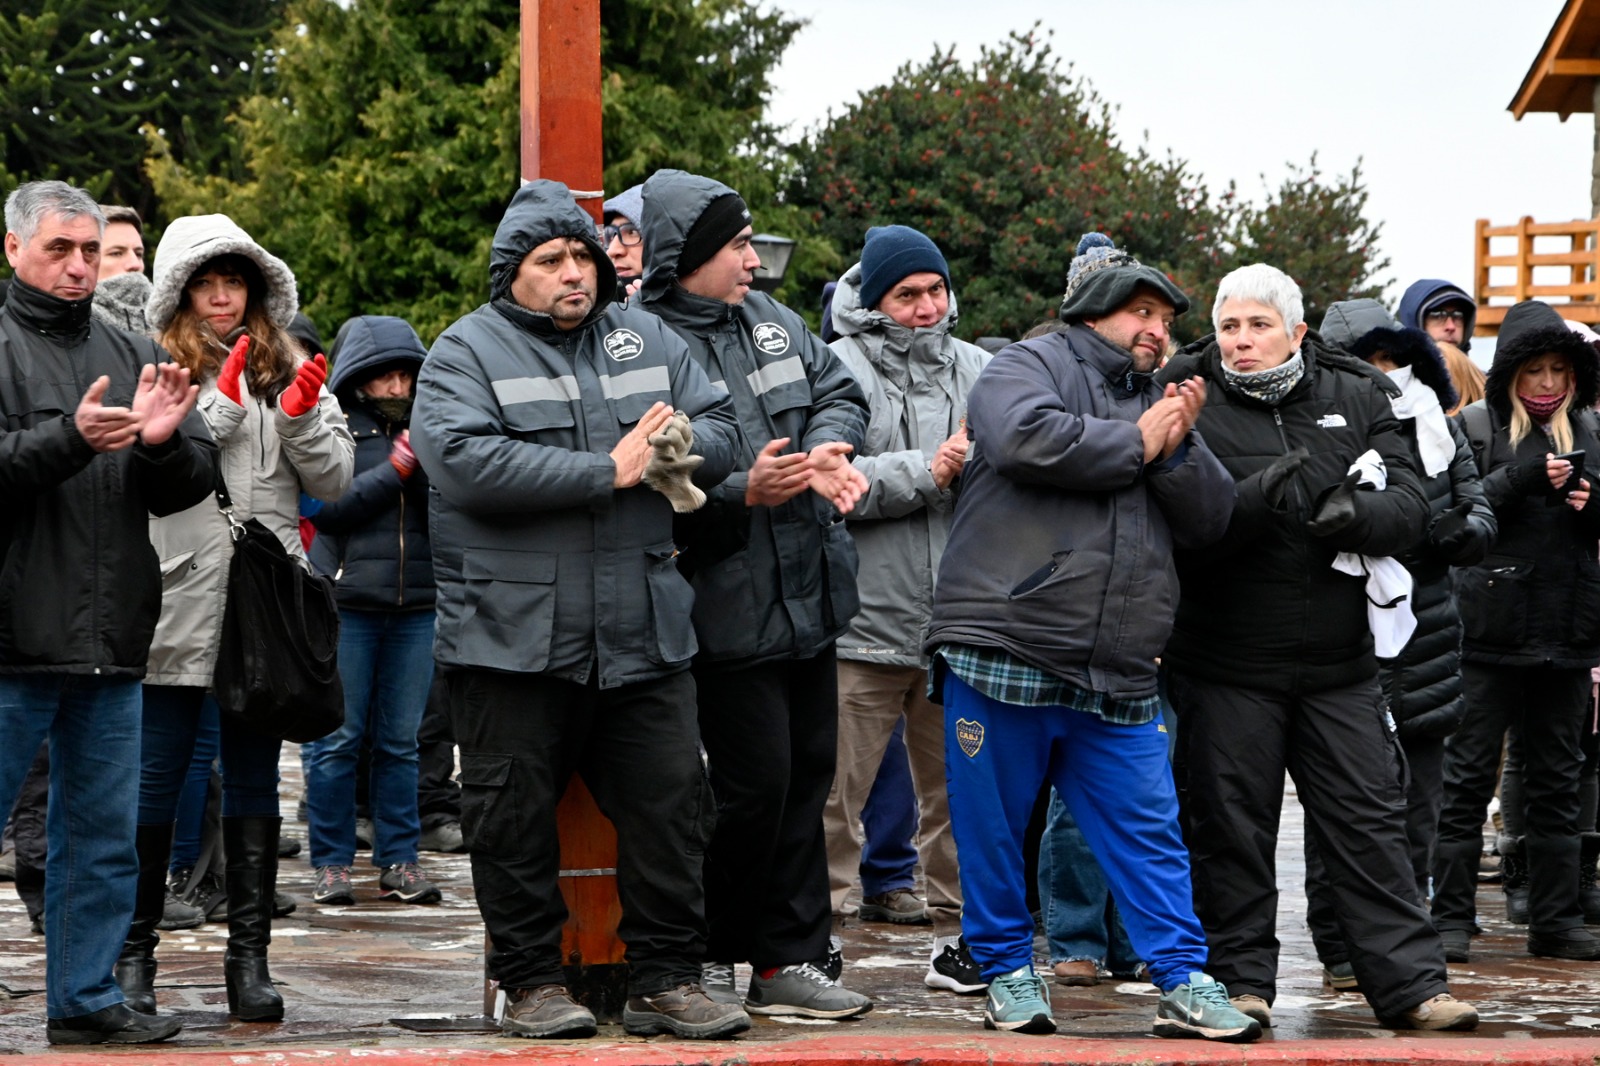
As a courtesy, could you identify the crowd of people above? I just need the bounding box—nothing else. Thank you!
[2,169,1599,1048]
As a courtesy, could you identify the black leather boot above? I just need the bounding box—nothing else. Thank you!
[223,816,285,1022]
[1580,832,1600,926]
[115,823,173,1014]
[1499,834,1529,924]
[1525,834,1600,959]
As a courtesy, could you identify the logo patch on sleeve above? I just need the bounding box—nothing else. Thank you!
[1316,413,1347,428]
[751,322,791,355]
[955,718,985,758]
[603,328,644,361]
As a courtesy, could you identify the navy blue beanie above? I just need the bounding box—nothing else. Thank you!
[859,225,950,312]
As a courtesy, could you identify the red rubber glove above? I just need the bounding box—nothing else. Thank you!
[217,335,249,405]
[280,353,327,418]
[389,430,417,479]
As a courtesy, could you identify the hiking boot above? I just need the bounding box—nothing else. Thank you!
[857,888,928,924]
[175,867,227,921]
[419,821,466,854]
[273,891,297,917]
[277,835,301,859]
[745,962,872,1019]
[354,818,374,850]
[1229,993,1272,1028]
[46,1003,183,1045]
[379,862,442,904]
[623,982,751,1038]
[1153,974,1262,1042]
[1053,959,1099,986]
[1528,926,1600,960]
[925,935,986,994]
[500,984,597,1039]
[157,886,205,931]
[982,965,1054,1033]
[822,935,843,983]
[1440,928,1471,963]
[311,865,355,905]
[1500,834,1529,924]
[1384,992,1479,1031]
[1323,961,1359,991]
[701,961,741,1005]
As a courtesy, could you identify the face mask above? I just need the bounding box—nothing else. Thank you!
[367,396,414,423]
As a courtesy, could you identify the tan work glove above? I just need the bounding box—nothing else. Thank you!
[642,410,706,513]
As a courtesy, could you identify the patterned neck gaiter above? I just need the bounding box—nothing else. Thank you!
[1519,391,1568,421]
[1222,350,1306,407]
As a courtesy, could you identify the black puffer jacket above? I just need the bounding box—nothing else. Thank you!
[1156,333,1429,694]
[1454,300,1600,669]
[309,315,433,611]
[0,277,218,676]
[1321,300,1496,737]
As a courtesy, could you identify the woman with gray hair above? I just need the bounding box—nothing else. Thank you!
[1156,264,1477,1033]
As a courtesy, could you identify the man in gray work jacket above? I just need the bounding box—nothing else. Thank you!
[412,180,746,1042]
[639,169,873,1019]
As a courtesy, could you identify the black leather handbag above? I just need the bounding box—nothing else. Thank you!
[212,478,345,743]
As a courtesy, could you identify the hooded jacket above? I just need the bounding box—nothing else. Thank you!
[142,219,355,687]
[639,169,870,665]
[1320,300,1495,737]
[828,261,989,668]
[0,276,218,677]
[1156,332,1430,694]
[1454,299,1600,669]
[1398,279,1475,353]
[412,179,741,687]
[309,315,433,611]
[924,325,1233,700]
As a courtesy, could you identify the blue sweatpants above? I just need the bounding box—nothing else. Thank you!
[944,673,1207,992]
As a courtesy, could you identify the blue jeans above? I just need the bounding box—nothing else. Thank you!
[0,674,142,1017]
[858,717,919,896]
[1038,789,1140,972]
[169,699,220,871]
[303,609,435,868]
[139,686,282,821]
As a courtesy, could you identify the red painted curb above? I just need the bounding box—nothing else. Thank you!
[17,1037,1600,1066]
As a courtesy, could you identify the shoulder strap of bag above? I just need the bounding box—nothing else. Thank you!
[1460,400,1492,475]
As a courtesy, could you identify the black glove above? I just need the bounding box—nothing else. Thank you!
[1259,448,1309,510]
[1429,501,1474,554]
[1506,455,1558,497]
[1306,469,1364,538]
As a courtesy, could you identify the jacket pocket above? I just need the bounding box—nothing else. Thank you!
[1009,551,1074,598]
[1456,559,1531,648]
[455,549,557,673]
[501,401,576,439]
[645,541,698,665]
[458,753,517,857]
[820,515,861,632]
[690,548,760,659]
[159,549,200,586]
[1571,558,1600,647]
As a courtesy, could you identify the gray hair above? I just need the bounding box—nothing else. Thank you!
[1212,263,1303,338]
[5,180,106,247]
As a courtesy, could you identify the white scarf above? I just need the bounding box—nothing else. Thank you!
[1330,449,1417,658]
[1386,365,1453,477]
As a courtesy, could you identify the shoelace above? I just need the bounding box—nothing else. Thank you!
[785,962,833,987]
[386,863,423,885]
[703,962,734,985]
[990,970,1040,1001]
[320,866,352,887]
[1184,979,1231,1010]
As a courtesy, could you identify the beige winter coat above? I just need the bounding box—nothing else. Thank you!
[144,369,354,687]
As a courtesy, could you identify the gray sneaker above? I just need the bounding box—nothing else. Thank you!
[701,961,741,1005]
[156,886,205,931]
[623,982,751,1038]
[745,962,871,1019]
[501,984,597,1039]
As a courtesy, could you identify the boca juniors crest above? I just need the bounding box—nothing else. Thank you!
[955,718,985,758]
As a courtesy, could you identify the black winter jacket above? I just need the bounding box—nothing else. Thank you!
[1157,333,1430,694]
[639,169,869,665]
[310,315,433,611]
[0,278,218,676]
[1454,301,1600,670]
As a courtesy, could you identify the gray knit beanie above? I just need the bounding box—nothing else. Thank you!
[1059,232,1189,322]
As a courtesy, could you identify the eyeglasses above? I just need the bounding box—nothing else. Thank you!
[601,222,642,248]
[1425,308,1467,323]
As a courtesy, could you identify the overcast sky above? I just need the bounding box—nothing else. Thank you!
[767,0,1590,316]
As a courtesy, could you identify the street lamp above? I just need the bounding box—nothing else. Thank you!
[749,234,796,292]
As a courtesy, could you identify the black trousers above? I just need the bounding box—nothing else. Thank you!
[1170,672,1447,1019]
[696,649,838,969]
[3,742,49,921]
[416,674,461,828]
[449,668,712,995]
[1305,732,1445,965]
[1432,662,1589,934]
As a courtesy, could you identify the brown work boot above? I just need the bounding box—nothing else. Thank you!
[1230,994,1272,1028]
[1387,992,1478,1031]
[857,888,929,924]
[623,982,751,1039]
[501,985,597,1039]
[1052,959,1099,986]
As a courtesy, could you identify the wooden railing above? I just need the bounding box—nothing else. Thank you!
[1474,216,1600,334]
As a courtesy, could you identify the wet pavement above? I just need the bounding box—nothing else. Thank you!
[3,759,1600,1061]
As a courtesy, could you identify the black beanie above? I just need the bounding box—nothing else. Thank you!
[678,193,752,279]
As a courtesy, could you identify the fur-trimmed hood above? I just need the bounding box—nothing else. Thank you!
[1320,298,1458,411]
[1485,299,1600,419]
[146,214,298,333]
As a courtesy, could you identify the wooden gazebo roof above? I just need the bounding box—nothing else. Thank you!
[1511,0,1600,119]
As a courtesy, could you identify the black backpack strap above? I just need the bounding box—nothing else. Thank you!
[1459,400,1492,475]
